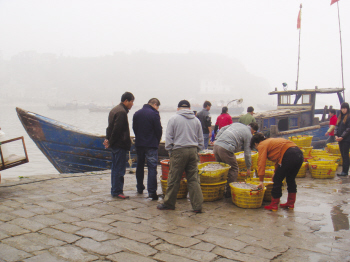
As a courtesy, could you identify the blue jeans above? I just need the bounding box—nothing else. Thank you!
[111,147,127,196]
[136,147,158,194]
[203,133,209,149]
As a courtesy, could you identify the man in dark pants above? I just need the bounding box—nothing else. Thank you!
[133,98,163,200]
[196,100,212,149]
[157,100,204,212]
[104,92,134,199]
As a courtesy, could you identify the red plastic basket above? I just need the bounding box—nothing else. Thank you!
[199,154,216,163]
[160,159,186,180]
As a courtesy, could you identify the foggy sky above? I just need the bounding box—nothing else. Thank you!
[0,0,349,107]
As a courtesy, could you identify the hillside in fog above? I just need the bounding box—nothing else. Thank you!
[0,51,272,107]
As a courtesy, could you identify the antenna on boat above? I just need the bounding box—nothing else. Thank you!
[227,98,243,107]
[296,3,302,90]
[331,0,345,100]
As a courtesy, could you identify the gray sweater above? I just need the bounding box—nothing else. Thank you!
[165,109,204,152]
[215,123,252,168]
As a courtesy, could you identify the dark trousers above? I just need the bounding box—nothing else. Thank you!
[136,147,158,194]
[110,147,127,196]
[272,147,303,198]
[213,145,239,192]
[339,141,350,174]
[164,147,203,210]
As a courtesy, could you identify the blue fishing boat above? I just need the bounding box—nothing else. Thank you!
[232,87,345,148]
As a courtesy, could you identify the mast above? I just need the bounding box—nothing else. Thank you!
[336,2,345,100]
[296,4,302,90]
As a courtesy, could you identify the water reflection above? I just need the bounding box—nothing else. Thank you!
[331,204,349,231]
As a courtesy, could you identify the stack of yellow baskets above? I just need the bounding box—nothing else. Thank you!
[230,182,266,208]
[308,160,338,179]
[246,178,273,201]
[296,162,309,178]
[235,151,258,181]
[160,159,188,198]
[326,142,342,165]
[288,135,313,147]
[198,162,230,201]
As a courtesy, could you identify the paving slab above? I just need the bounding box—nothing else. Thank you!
[107,251,157,262]
[0,168,349,261]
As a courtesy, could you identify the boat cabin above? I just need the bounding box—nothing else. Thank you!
[233,88,344,133]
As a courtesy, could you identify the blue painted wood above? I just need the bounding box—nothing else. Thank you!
[16,108,137,174]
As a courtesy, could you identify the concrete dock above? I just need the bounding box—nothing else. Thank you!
[0,167,349,262]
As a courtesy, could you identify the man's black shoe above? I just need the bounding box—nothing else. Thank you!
[193,209,203,213]
[157,204,175,210]
[337,172,348,177]
[137,190,144,194]
[148,193,159,200]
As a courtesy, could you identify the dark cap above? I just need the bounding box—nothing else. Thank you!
[247,106,254,113]
[178,100,191,108]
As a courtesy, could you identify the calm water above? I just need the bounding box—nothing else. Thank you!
[0,102,220,178]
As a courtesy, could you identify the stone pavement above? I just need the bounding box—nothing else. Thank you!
[0,167,349,262]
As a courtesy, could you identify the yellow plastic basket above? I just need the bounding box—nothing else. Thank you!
[198,162,230,183]
[237,172,248,182]
[330,154,342,166]
[308,161,338,179]
[288,135,313,147]
[300,146,313,157]
[161,179,188,198]
[235,151,258,170]
[326,142,340,154]
[312,155,340,164]
[266,159,275,166]
[230,182,266,208]
[296,162,309,178]
[246,179,274,202]
[310,149,330,157]
[201,181,226,202]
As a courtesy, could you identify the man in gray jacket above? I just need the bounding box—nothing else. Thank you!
[214,122,259,197]
[157,100,204,212]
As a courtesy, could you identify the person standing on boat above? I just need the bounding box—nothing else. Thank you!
[325,109,337,143]
[132,98,163,200]
[214,106,233,136]
[251,133,303,211]
[157,100,204,213]
[239,106,256,125]
[335,102,350,177]
[104,92,135,199]
[213,122,259,197]
[196,101,212,149]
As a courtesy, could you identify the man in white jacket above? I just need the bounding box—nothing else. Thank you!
[157,100,204,213]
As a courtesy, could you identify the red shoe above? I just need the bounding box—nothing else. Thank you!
[280,193,296,209]
[114,194,130,199]
[264,197,280,211]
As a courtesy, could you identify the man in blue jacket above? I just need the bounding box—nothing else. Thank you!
[133,98,163,200]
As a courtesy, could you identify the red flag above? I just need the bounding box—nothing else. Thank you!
[331,0,339,5]
[297,9,301,29]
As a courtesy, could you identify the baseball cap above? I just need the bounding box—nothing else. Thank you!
[178,100,191,108]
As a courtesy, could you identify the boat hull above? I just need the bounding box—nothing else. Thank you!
[16,108,165,174]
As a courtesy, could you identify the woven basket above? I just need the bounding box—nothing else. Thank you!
[288,135,313,147]
[326,142,340,154]
[300,146,313,157]
[296,162,309,178]
[308,161,338,179]
[160,179,188,198]
[235,151,258,171]
[310,149,329,157]
[230,182,266,208]
[246,179,274,202]
[160,159,186,180]
[198,162,230,183]
[198,153,216,163]
[201,181,226,202]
